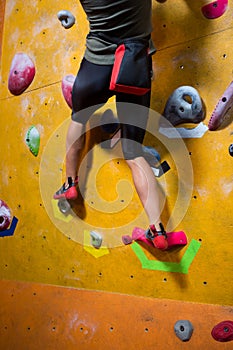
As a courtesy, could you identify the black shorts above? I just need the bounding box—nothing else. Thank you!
[71,58,152,159]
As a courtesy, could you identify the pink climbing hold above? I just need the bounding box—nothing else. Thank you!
[211,320,233,342]
[208,81,233,131]
[61,74,75,108]
[122,235,133,245]
[201,0,228,19]
[0,200,12,231]
[8,53,35,95]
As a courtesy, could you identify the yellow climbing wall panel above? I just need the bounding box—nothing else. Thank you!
[0,1,233,347]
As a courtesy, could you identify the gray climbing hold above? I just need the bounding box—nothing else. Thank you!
[57,10,76,29]
[174,320,194,342]
[163,86,205,126]
[90,231,102,249]
[58,198,71,214]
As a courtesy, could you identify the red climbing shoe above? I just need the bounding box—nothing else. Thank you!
[145,223,168,250]
[53,176,78,200]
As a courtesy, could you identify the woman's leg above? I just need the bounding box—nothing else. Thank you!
[116,92,168,249]
[53,120,84,200]
[126,156,162,228]
[65,120,85,181]
[54,58,113,200]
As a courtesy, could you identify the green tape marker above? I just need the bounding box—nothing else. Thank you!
[131,239,201,274]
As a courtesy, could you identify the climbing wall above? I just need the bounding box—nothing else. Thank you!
[0,0,232,348]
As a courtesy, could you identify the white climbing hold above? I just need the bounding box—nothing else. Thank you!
[90,231,102,249]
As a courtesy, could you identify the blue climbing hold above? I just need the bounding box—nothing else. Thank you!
[229,144,233,157]
[142,146,161,162]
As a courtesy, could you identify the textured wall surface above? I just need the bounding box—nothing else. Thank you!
[0,0,232,348]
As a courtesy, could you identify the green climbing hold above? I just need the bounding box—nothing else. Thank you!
[25,126,40,156]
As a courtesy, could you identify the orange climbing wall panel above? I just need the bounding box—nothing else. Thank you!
[0,0,233,348]
[0,279,232,350]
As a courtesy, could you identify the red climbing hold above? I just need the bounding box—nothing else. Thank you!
[61,74,75,108]
[0,200,11,231]
[201,0,228,19]
[211,320,233,342]
[8,53,35,95]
